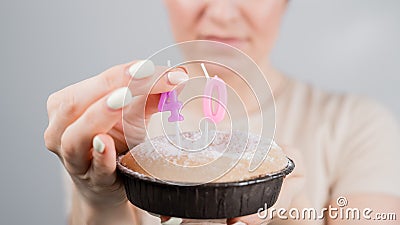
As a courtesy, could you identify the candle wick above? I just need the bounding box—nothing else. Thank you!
[201,63,211,79]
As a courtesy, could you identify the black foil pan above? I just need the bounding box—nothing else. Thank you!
[117,157,294,219]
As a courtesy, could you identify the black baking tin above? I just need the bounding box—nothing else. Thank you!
[117,157,294,219]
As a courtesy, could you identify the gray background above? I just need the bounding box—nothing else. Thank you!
[0,0,399,224]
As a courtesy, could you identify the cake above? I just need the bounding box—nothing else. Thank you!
[119,130,289,183]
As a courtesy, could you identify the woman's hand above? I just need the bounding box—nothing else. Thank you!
[44,60,188,224]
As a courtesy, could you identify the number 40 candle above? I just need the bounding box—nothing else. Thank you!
[158,63,227,147]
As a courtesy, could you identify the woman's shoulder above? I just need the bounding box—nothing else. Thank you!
[286,78,398,124]
[277,78,399,149]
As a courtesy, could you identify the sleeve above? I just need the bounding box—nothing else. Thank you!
[330,96,400,198]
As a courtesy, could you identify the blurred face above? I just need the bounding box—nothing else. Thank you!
[164,0,287,64]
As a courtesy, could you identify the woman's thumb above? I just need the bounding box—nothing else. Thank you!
[91,134,118,186]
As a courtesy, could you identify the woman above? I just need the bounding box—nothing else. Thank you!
[44,1,400,224]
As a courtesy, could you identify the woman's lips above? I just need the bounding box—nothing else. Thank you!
[201,36,246,48]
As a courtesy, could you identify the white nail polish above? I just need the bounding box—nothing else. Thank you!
[167,71,189,85]
[128,60,155,79]
[106,87,133,110]
[93,136,105,153]
[161,217,183,225]
[232,222,247,225]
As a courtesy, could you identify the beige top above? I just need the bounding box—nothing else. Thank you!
[64,78,400,224]
[273,79,400,199]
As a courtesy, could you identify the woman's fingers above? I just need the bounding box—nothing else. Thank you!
[47,61,135,124]
[48,61,185,121]
[71,133,127,207]
[122,95,153,149]
[45,61,141,153]
[130,66,188,96]
[91,134,117,186]
[61,87,133,174]
[45,60,188,154]
[47,60,158,117]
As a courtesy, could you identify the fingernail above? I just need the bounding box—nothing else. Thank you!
[93,136,105,153]
[128,60,155,79]
[106,87,133,110]
[167,71,189,85]
[232,222,247,225]
[161,217,183,225]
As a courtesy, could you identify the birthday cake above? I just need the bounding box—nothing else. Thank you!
[116,63,294,219]
[119,130,288,183]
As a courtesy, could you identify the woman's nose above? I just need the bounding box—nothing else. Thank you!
[204,0,241,26]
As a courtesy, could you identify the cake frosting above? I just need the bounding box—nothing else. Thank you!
[120,130,288,183]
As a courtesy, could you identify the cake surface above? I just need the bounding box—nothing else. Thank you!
[120,131,288,183]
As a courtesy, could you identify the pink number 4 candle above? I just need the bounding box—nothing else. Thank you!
[158,90,184,122]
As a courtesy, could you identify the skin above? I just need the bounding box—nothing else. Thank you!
[165,0,284,65]
[44,0,399,224]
